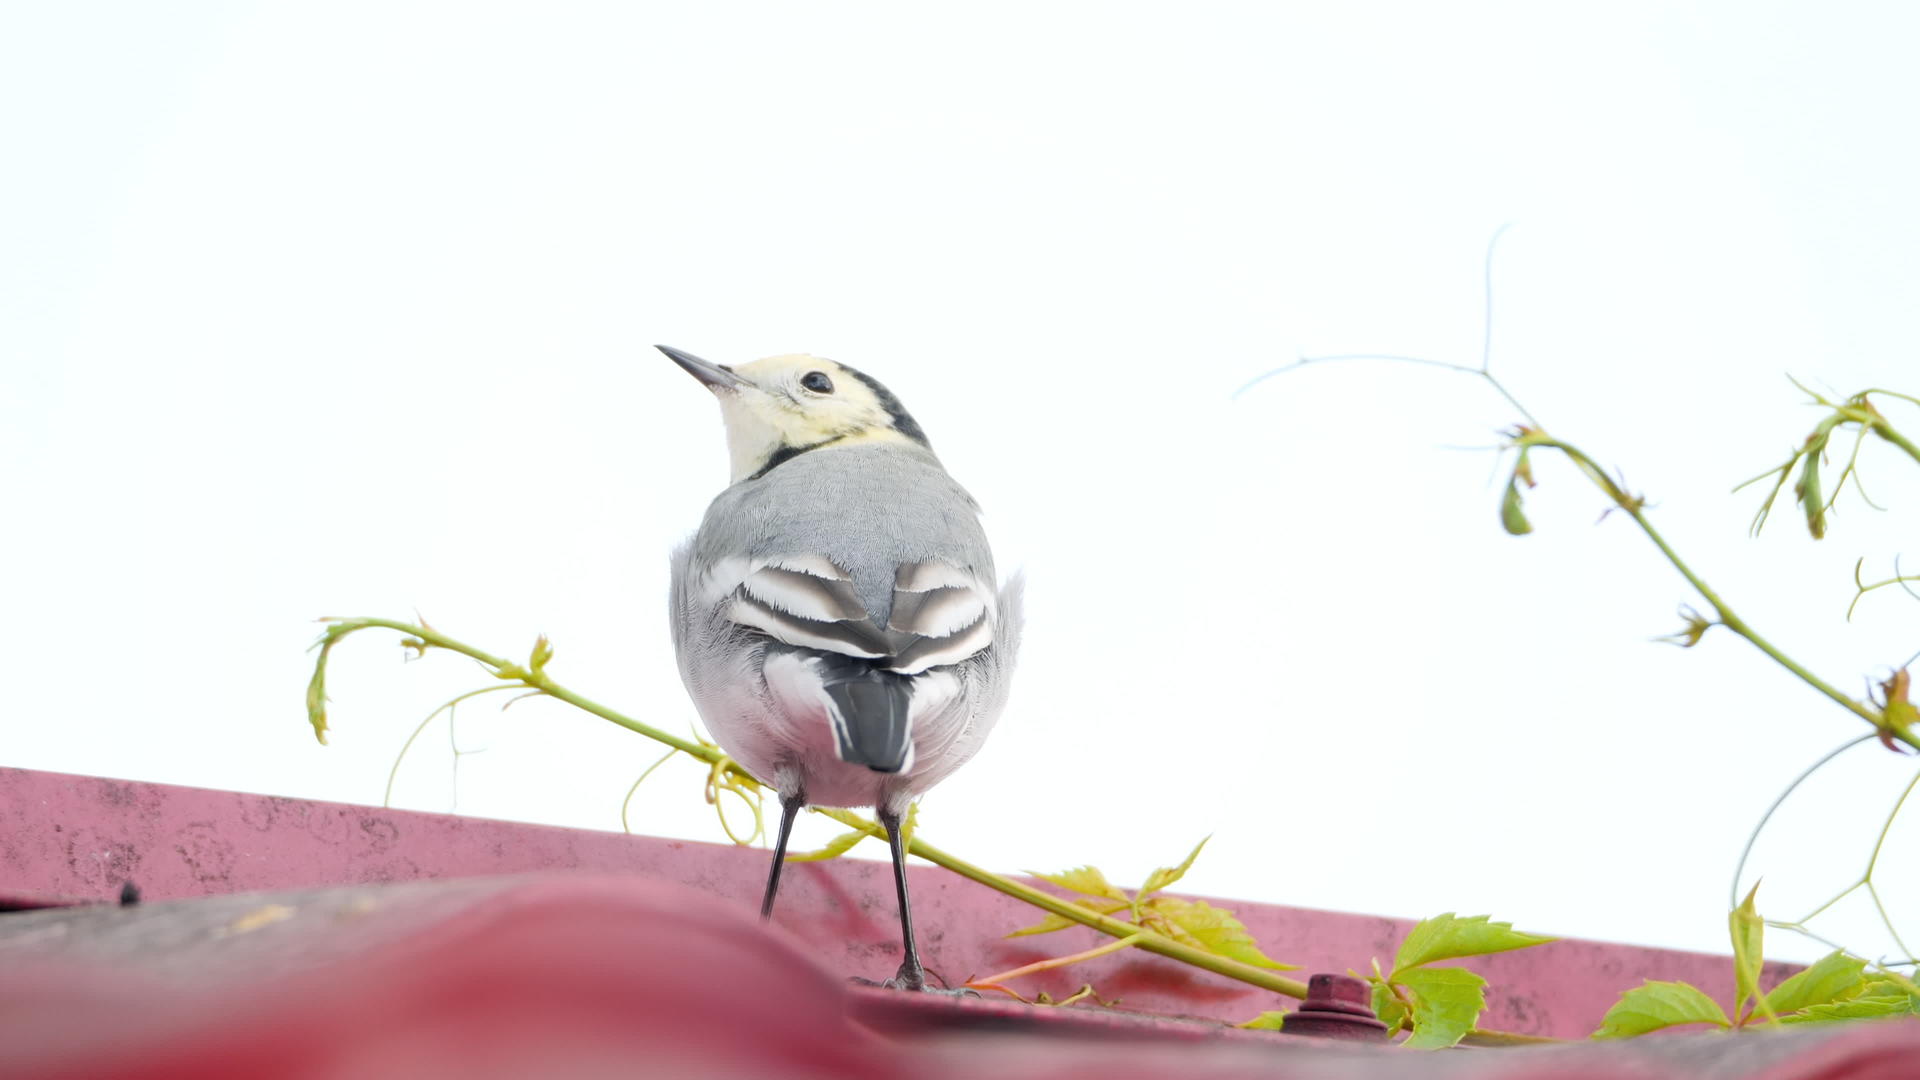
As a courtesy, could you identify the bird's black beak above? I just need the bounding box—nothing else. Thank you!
[657,344,747,392]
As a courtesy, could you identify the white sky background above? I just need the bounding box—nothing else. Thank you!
[5,2,1919,966]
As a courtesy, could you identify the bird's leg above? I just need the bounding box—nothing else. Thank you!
[760,792,805,919]
[877,805,929,990]
[860,805,973,995]
[841,806,973,995]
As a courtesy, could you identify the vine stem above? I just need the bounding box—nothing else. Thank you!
[311,616,716,758]
[308,615,1555,1045]
[1239,368,1911,748]
[809,806,1312,1001]
[1520,436,1916,751]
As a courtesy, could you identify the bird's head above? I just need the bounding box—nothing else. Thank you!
[659,345,931,483]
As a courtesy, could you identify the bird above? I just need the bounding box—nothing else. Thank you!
[659,344,1021,992]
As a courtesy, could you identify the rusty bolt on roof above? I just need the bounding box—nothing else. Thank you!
[1280,973,1391,1043]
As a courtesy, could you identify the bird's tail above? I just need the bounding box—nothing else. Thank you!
[815,656,914,773]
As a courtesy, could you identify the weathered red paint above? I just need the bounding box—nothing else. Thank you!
[0,766,1800,1039]
[1,872,1915,1080]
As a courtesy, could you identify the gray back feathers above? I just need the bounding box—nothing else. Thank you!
[691,441,994,627]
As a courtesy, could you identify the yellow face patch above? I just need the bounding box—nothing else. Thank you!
[711,355,925,482]
[734,356,893,442]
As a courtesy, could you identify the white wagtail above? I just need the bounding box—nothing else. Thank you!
[660,345,1022,991]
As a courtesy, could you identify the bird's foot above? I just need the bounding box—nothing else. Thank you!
[851,961,979,997]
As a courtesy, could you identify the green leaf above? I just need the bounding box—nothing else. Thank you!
[1779,996,1915,1024]
[1152,898,1297,970]
[1763,950,1867,1016]
[1729,882,1766,1021]
[784,827,870,862]
[1392,914,1557,975]
[1370,976,1409,1037]
[1006,911,1077,937]
[1032,865,1129,902]
[1864,968,1920,998]
[1236,1011,1289,1031]
[1139,836,1209,899]
[1398,966,1487,1050]
[1860,977,1920,1004]
[1593,980,1732,1039]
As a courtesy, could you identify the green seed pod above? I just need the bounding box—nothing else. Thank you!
[1795,450,1825,540]
[1501,474,1533,536]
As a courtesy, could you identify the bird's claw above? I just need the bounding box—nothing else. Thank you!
[851,965,979,997]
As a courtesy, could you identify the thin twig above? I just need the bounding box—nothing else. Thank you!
[383,684,517,807]
[1730,734,1875,909]
[966,933,1142,998]
[621,746,680,834]
[1231,224,1539,428]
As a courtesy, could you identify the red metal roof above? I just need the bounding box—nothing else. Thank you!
[3,767,1913,1077]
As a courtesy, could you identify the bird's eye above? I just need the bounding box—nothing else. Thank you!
[800,371,834,394]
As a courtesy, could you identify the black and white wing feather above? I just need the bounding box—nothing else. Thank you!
[726,555,994,676]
